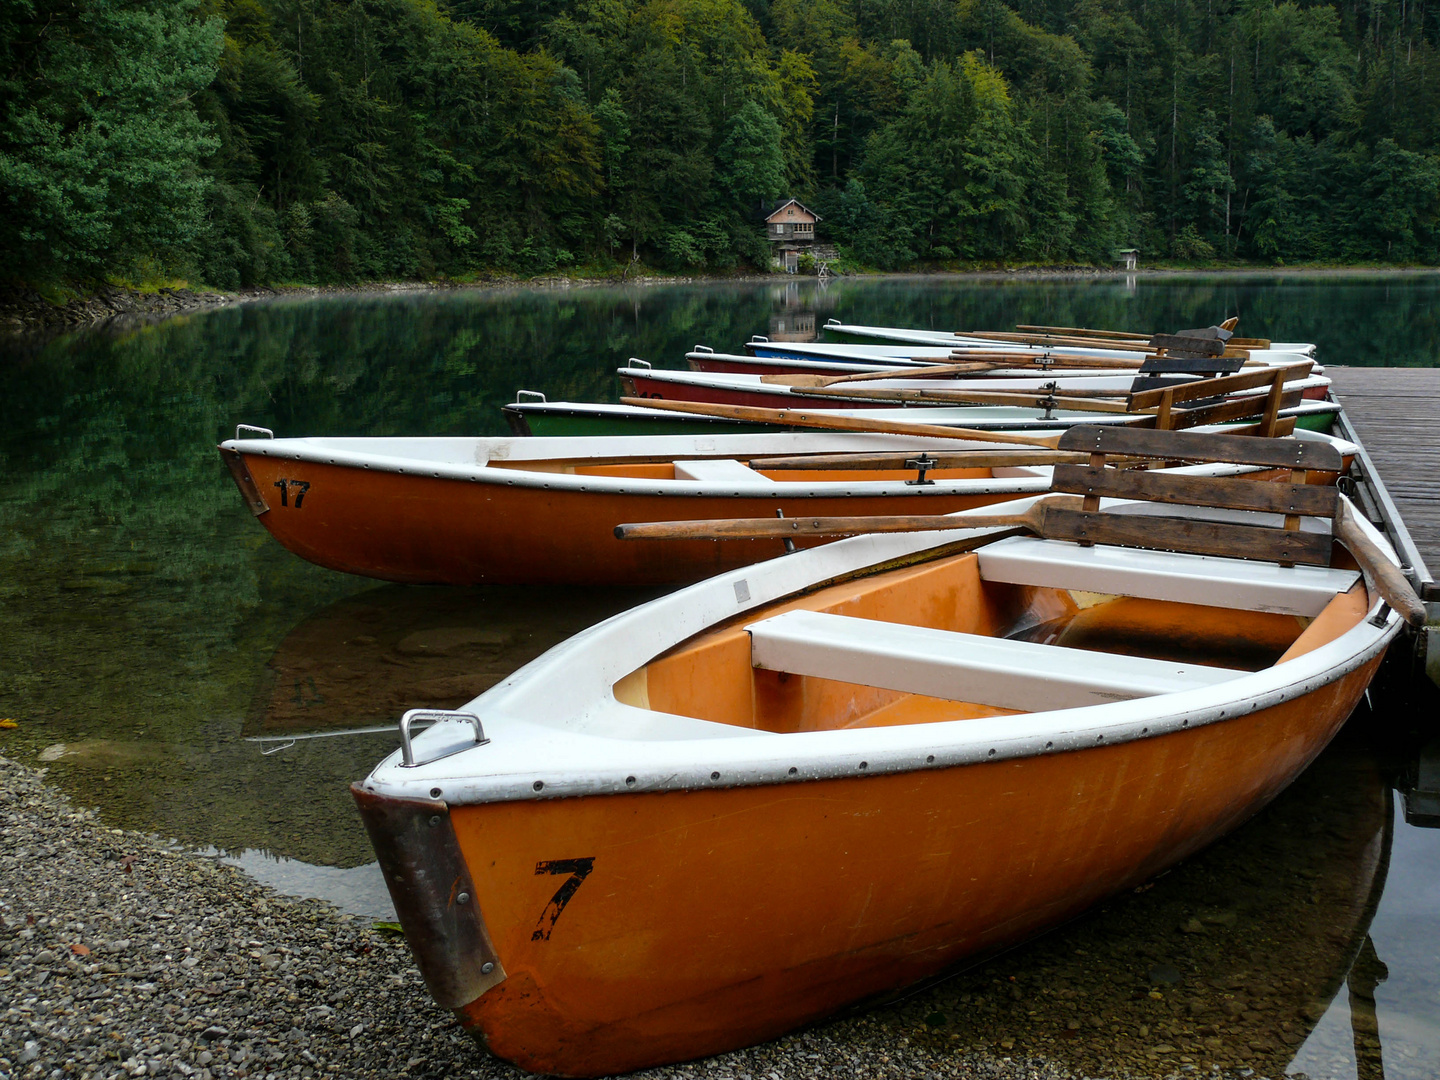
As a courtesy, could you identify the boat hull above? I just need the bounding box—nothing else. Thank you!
[356,651,1380,1076]
[229,453,1030,586]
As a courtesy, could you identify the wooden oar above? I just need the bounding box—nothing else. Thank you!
[797,385,1137,413]
[1333,500,1427,627]
[616,496,1083,541]
[617,397,1066,448]
[759,361,1002,388]
[966,331,1253,360]
[950,352,1147,371]
[1015,324,1153,341]
[962,331,1156,353]
[748,450,1139,470]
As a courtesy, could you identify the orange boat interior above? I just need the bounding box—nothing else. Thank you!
[613,549,1370,736]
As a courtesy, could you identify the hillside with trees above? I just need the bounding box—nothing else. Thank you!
[4,0,1439,288]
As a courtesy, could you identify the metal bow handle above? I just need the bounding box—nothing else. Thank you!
[399,710,488,768]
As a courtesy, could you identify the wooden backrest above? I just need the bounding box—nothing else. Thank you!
[1126,361,1312,411]
[1042,426,1344,567]
[1056,425,1343,471]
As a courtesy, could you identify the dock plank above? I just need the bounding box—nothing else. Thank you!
[1328,367,1440,592]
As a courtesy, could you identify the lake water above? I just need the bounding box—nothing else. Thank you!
[2,271,1438,1078]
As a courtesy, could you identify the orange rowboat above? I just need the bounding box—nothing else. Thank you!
[352,429,1410,1076]
[217,428,1062,586]
[217,427,1355,587]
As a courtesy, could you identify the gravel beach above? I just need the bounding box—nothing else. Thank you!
[2,746,1378,1080]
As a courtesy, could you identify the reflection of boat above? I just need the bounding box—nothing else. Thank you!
[244,584,663,737]
[353,428,1406,1077]
[219,430,1068,586]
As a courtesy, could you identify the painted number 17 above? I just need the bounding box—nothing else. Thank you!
[273,479,311,508]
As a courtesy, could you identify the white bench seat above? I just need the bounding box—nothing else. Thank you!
[977,536,1358,617]
[745,609,1244,712]
[673,458,771,483]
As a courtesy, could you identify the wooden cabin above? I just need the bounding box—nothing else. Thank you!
[765,199,821,244]
[766,199,821,271]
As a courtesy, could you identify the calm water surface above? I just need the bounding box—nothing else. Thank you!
[2,272,1438,1078]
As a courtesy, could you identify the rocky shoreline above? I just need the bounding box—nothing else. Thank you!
[0,265,1158,337]
[0,276,729,335]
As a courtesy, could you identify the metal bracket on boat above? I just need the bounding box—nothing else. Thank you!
[219,447,270,516]
[351,785,507,1006]
[751,334,770,342]
[399,710,488,768]
[235,424,274,440]
[693,345,714,353]
[1039,395,1059,421]
[905,454,937,486]
[514,390,547,404]
[1370,601,1394,628]
[627,358,652,369]
[775,509,797,554]
[826,318,841,326]
[1337,474,1359,499]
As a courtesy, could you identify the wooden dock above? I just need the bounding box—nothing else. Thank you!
[1327,367,1440,601]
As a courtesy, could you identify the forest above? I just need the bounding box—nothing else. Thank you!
[4,0,1440,287]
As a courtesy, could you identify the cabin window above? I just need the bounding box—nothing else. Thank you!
[774,223,784,234]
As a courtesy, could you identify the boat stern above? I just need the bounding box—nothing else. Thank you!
[350,784,507,1009]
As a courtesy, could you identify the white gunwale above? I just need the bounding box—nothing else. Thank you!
[221,430,1355,499]
[221,432,1055,499]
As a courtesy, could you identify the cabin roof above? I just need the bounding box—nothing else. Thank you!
[764,198,822,224]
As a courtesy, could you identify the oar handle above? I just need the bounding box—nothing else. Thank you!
[1333,500,1427,628]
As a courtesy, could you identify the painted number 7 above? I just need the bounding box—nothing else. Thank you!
[531,857,595,942]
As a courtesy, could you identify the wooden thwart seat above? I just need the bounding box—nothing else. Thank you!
[745,609,1245,712]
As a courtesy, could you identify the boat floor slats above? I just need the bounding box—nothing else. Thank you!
[745,610,1244,713]
[977,536,1358,617]
[673,458,772,483]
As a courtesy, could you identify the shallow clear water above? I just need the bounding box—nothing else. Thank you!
[1,271,1438,1077]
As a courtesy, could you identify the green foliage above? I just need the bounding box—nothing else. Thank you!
[6,0,1440,283]
[718,101,786,209]
[0,0,224,281]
